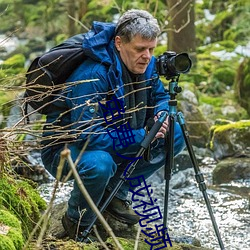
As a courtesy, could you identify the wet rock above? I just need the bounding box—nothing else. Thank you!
[170,168,193,189]
[46,202,212,250]
[213,157,250,184]
[209,119,250,160]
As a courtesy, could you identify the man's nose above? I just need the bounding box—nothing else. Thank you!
[142,49,151,59]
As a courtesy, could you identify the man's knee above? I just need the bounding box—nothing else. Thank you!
[77,150,117,180]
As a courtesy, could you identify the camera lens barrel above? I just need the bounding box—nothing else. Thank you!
[156,51,192,79]
[169,53,192,74]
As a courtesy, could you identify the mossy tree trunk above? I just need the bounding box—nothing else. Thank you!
[234,57,250,116]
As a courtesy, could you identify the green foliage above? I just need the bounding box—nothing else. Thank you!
[1,54,25,69]
[196,0,250,47]
[0,175,47,239]
[213,67,235,86]
[192,40,241,96]
[0,54,26,85]
[210,10,234,42]
[199,91,248,121]
[199,95,224,107]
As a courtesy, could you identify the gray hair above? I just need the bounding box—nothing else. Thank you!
[115,9,160,43]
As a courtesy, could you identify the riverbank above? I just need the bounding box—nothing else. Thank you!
[38,155,250,250]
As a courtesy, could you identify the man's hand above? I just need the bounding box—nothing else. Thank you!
[154,111,169,139]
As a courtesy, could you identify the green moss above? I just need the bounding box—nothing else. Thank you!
[213,67,235,86]
[0,209,24,249]
[0,235,16,250]
[0,54,26,87]
[0,175,47,239]
[0,209,21,229]
[7,228,24,249]
[217,40,237,51]
[199,95,224,107]
[1,54,25,69]
[213,120,250,133]
[106,237,156,250]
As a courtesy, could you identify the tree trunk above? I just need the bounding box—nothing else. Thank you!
[78,0,88,20]
[167,0,196,62]
[67,0,76,36]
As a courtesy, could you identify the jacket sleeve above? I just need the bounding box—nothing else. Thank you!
[65,60,145,153]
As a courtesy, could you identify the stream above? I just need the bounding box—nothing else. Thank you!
[38,155,250,250]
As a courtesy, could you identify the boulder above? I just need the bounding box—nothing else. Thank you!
[213,157,250,184]
[44,202,212,250]
[209,120,250,160]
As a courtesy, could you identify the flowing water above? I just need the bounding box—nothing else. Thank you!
[38,156,250,250]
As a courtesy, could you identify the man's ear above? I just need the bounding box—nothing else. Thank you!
[115,36,122,51]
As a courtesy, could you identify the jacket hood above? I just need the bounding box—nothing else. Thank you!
[82,21,116,65]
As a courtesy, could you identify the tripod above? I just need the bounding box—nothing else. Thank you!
[163,77,225,250]
[82,77,225,250]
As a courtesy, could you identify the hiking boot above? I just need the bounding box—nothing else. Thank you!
[61,213,97,242]
[105,196,140,225]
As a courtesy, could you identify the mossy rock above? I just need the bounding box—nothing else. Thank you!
[0,209,24,250]
[0,174,47,239]
[209,120,250,160]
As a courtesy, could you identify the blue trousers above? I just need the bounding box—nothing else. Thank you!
[41,122,185,226]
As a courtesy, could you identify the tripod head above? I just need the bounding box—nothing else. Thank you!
[168,76,182,100]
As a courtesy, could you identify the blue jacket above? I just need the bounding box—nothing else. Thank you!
[44,21,170,154]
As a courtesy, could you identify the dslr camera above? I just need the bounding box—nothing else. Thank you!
[156,51,192,79]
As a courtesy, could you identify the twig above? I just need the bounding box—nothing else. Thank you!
[134,226,141,250]
[68,14,89,31]
[61,148,124,250]
[93,225,109,250]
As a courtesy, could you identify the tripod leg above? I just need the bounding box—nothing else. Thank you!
[163,114,175,228]
[177,112,225,250]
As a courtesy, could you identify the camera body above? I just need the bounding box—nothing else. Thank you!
[156,51,192,79]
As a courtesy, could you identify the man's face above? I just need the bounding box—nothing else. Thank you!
[115,35,157,74]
